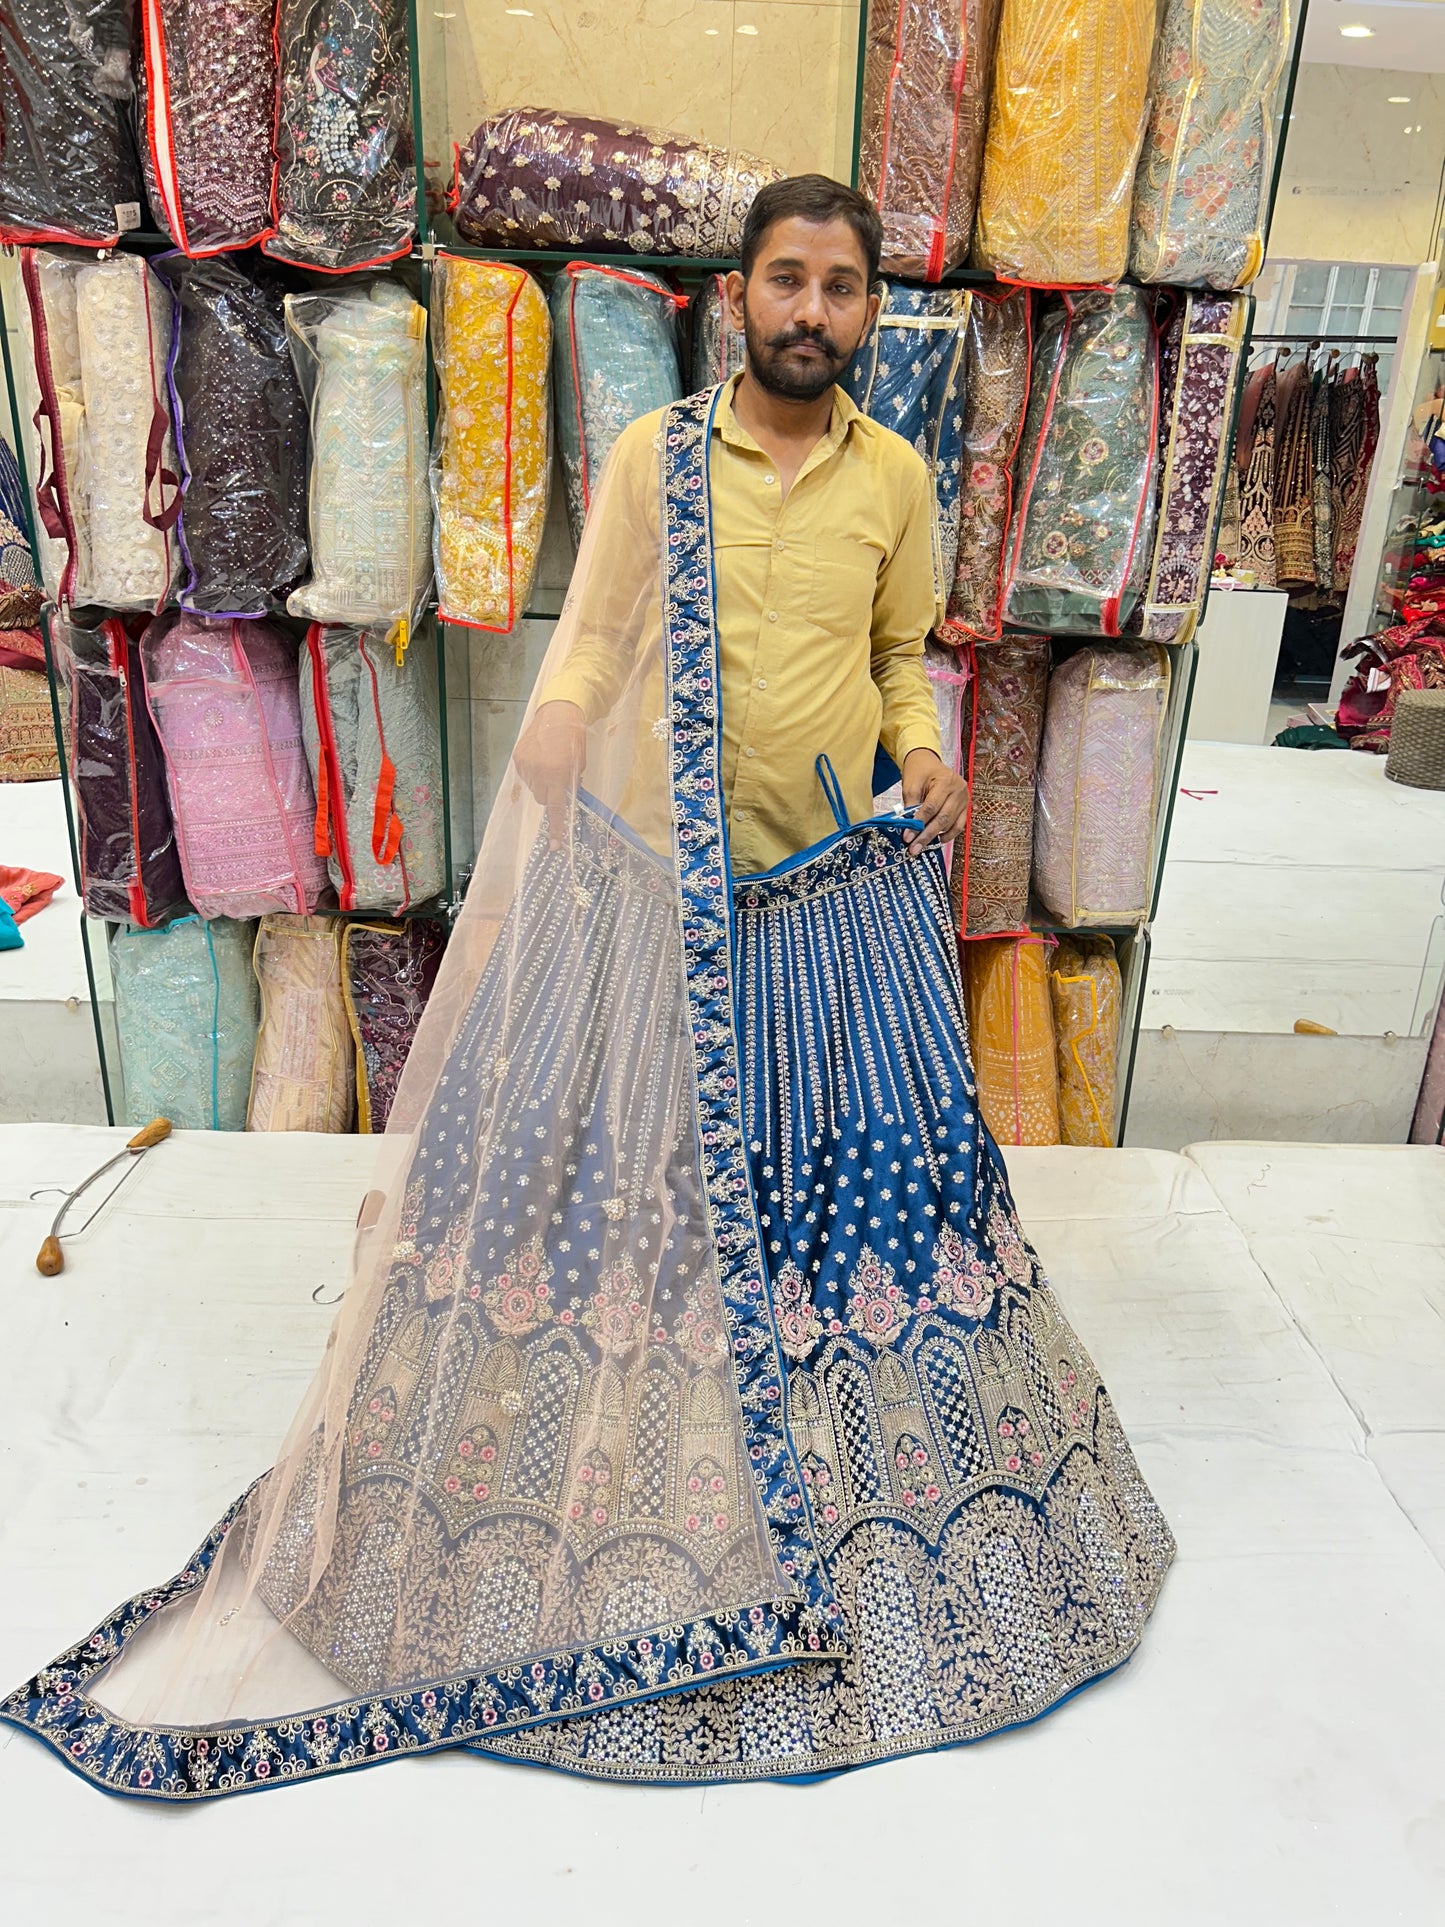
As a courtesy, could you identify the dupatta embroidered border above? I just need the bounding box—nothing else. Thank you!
[0,386,843,1801]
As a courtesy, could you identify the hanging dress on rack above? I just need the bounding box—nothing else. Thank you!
[1272,354,1316,590]
[1332,356,1380,592]
[1309,356,1336,597]
[0,386,1173,1800]
[1235,361,1277,588]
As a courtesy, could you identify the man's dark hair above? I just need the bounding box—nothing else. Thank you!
[739,175,883,286]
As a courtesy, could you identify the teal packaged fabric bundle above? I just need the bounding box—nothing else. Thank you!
[550,262,683,547]
[1004,287,1160,638]
[111,914,260,1130]
[0,901,20,951]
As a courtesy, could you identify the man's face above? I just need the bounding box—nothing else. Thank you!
[726,215,879,402]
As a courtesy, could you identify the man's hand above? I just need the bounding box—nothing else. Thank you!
[901,747,969,855]
[512,699,586,849]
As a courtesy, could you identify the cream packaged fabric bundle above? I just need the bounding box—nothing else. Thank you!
[286,282,431,634]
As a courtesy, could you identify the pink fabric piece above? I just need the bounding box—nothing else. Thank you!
[0,863,64,922]
[140,612,327,919]
[1032,644,1169,927]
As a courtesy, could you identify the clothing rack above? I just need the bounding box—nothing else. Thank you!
[1250,333,1394,345]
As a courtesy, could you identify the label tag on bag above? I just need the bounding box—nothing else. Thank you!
[115,203,142,232]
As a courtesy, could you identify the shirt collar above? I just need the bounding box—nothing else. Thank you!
[714,371,861,462]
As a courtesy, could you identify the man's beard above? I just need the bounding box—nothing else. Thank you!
[742,308,855,401]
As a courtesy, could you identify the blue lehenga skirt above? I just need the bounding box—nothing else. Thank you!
[471,804,1175,1781]
[0,799,1173,1799]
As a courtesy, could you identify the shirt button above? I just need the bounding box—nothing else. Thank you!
[745,746,757,758]
[767,610,778,623]
[774,540,785,552]
[764,473,776,485]
[757,677,768,690]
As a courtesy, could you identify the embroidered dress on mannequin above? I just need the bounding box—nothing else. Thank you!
[0,387,1172,1800]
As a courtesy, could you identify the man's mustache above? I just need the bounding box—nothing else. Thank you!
[766,328,842,360]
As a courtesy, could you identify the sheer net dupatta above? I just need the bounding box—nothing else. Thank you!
[10,409,809,1802]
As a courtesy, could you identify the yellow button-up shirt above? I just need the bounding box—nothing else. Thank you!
[542,374,942,873]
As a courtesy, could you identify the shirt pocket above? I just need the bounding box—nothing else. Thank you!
[808,536,881,639]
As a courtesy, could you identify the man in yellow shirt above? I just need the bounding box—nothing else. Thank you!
[516,174,969,870]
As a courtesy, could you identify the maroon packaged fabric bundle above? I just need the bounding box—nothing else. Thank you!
[451,107,781,257]
[267,0,417,272]
[138,0,278,255]
[53,612,188,927]
[858,0,1002,280]
[342,918,446,1132]
[154,254,310,617]
[0,0,143,246]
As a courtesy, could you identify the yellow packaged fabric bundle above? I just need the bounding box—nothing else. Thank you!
[974,0,1155,285]
[433,256,551,633]
[1050,936,1122,1147]
[247,914,355,1133]
[963,934,1060,1146]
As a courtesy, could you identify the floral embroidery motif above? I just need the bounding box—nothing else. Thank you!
[845,1248,908,1346]
[774,1261,825,1361]
[481,1235,555,1336]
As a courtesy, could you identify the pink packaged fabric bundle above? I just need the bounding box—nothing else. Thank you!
[140,612,328,919]
[1032,643,1170,927]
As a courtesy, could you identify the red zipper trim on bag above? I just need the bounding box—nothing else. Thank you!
[20,251,79,607]
[873,0,909,227]
[1102,304,1163,636]
[924,2,971,284]
[112,620,152,926]
[1001,290,1071,613]
[305,624,356,910]
[358,632,409,907]
[141,0,193,256]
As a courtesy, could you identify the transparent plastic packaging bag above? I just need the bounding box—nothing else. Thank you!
[949,287,1031,640]
[1049,935,1121,1147]
[1130,0,1291,289]
[949,630,1049,935]
[962,933,1060,1146]
[16,248,181,611]
[342,917,447,1133]
[267,0,417,273]
[552,263,684,550]
[137,0,277,255]
[0,0,143,247]
[299,622,444,914]
[140,611,328,919]
[859,0,1003,280]
[111,913,259,1130]
[1005,288,1159,637]
[451,107,782,257]
[52,612,187,926]
[431,257,551,631]
[844,283,969,600]
[1032,643,1169,927]
[1128,292,1248,642]
[974,0,1155,285]
[285,282,431,631]
[873,635,969,813]
[247,912,355,1132]
[155,254,311,617]
[689,275,746,393]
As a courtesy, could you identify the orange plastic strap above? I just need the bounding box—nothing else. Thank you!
[313,753,331,858]
[372,753,403,865]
